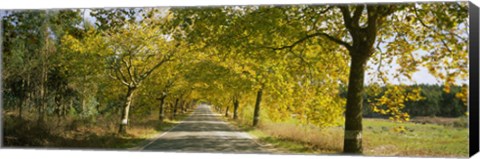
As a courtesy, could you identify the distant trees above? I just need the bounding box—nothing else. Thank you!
[349,84,468,118]
[2,10,84,122]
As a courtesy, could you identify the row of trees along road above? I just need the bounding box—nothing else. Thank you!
[2,2,468,154]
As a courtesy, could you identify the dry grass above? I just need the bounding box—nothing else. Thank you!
[258,123,343,153]
[225,114,467,157]
[2,110,190,149]
[213,106,343,154]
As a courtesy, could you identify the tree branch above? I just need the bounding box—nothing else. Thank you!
[365,5,379,45]
[413,5,432,30]
[138,43,179,82]
[121,55,136,85]
[110,57,129,83]
[108,72,130,86]
[351,5,365,28]
[113,67,130,86]
[413,5,467,42]
[265,32,352,51]
[319,6,334,14]
[339,6,354,33]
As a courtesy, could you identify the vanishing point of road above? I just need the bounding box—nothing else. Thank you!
[141,104,271,153]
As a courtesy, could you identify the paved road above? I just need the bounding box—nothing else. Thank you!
[142,104,269,153]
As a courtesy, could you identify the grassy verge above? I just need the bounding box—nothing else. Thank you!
[2,108,194,150]
[363,118,468,157]
[211,108,326,154]
[214,107,468,157]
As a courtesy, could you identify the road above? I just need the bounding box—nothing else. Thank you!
[142,104,269,153]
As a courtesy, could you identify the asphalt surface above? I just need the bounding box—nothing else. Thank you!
[142,104,269,153]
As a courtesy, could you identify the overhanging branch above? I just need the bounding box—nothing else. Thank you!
[265,32,352,51]
[339,6,354,33]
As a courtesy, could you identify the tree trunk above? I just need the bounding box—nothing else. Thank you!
[225,106,229,117]
[158,96,166,123]
[37,77,47,125]
[118,87,136,134]
[253,88,263,127]
[173,98,179,118]
[18,99,24,119]
[343,55,368,154]
[233,97,239,120]
[169,102,174,120]
[38,24,49,125]
[182,100,187,113]
[179,100,183,114]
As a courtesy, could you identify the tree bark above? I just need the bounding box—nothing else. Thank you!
[253,88,263,127]
[118,87,136,134]
[18,99,24,119]
[179,100,183,114]
[225,106,229,117]
[169,102,174,120]
[38,22,49,125]
[173,98,179,118]
[343,54,368,154]
[158,96,166,123]
[233,97,239,120]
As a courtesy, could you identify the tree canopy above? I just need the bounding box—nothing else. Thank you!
[2,2,469,154]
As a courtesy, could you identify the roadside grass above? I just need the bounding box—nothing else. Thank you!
[213,107,341,154]
[218,105,468,158]
[2,108,194,149]
[363,118,468,157]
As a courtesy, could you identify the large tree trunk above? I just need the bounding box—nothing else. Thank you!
[118,87,136,134]
[233,97,239,120]
[158,96,166,123]
[252,88,263,127]
[343,55,369,154]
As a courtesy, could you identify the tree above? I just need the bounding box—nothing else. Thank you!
[272,3,467,153]
[63,10,182,134]
[2,10,85,121]
[172,2,468,153]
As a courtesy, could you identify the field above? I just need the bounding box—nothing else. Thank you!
[362,118,468,157]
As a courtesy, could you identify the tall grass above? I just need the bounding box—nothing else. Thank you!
[2,109,189,149]
[219,104,468,157]
[258,123,343,153]
[219,104,343,153]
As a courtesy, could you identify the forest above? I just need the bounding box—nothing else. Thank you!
[1,2,469,157]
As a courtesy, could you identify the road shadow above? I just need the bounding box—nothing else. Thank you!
[144,135,264,153]
[142,104,267,153]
